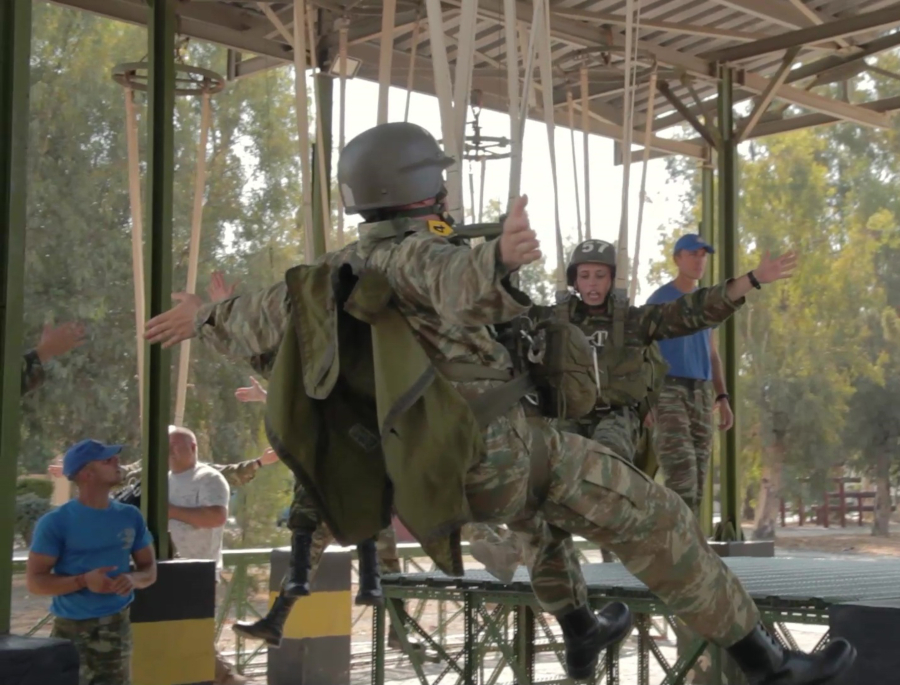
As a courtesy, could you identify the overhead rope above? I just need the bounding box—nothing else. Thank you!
[629,66,658,303]
[615,0,644,298]
[377,0,397,124]
[502,0,521,204]
[580,61,591,239]
[566,88,583,244]
[424,0,463,222]
[336,16,349,245]
[404,15,422,122]
[306,6,333,246]
[293,0,314,261]
[452,0,479,170]
[534,0,565,297]
[174,88,212,426]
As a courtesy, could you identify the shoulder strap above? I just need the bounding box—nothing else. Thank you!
[611,291,627,347]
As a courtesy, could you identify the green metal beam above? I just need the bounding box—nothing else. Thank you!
[715,66,742,543]
[0,0,32,634]
[141,0,176,559]
[699,159,715,539]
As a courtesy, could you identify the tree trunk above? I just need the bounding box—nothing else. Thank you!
[872,450,892,537]
[742,483,756,522]
[752,441,785,540]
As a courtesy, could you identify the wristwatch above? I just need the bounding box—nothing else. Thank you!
[747,271,762,289]
[716,393,730,403]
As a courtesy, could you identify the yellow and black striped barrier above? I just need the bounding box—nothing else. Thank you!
[268,548,352,685]
[131,559,217,685]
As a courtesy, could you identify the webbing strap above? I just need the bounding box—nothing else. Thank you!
[468,373,535,429]
[526,423,551,512]
[434,361,513,383]
[612,294,626,348]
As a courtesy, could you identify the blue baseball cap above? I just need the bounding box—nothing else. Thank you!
[674,233,715,255]
[62,439,123,480]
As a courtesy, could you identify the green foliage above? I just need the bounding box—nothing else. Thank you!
[17,477,53,500]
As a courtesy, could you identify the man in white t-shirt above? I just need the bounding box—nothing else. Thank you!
[168,425,244,685]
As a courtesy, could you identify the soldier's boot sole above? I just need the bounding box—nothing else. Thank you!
[561,602,633,681]
[469,540,519,584]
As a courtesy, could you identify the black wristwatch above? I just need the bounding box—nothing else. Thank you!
[747,271,762,289]
[716,393,730,403]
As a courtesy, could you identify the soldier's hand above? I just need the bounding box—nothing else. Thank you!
[752,251,797,284]
[83,566,118,594]
[36,321,86,362]
[207,271,239,302]
[109,573,135,596]
[499,195,541,271]
[716,398,734,431]
[235,376,267,403]
[260,447,278,466]
[144,293,204,348]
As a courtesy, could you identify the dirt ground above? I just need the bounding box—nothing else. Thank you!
[11,525,900,682]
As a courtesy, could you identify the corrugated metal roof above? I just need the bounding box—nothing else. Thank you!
[47,0,900,153]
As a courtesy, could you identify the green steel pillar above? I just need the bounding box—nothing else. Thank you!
[141,0,177,559]
[715,66,742,542]
[310,61,333,260]
[0,0,32,634]
[699,159,715,538]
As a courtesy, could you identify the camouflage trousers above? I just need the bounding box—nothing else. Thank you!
[560,406,643,465]
[512,418,759,647]
[655,379,714,516]
[51,608,132,685]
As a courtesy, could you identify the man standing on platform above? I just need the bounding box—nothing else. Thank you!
[648,234,734,517]
[167,425,244,685]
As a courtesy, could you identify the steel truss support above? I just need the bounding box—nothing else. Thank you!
[0,0,32,633]
[142,0,177,559]
[715,66,742,544]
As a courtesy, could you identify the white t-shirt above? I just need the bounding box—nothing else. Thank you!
[168,463,230,575]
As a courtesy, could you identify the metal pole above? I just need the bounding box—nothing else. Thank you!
[699,158,715,539]
[0,0,32,634]
[143,0,176,559]
[716,65,741,542]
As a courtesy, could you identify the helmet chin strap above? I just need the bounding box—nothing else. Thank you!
[387,187,456,226]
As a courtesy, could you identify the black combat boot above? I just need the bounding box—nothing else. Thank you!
[232,591,297,647]
[557,602,633,680]
[726,622,856,685]
[355,537,384,606]
[283,531,312,598]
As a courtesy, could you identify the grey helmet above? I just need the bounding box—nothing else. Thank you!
[566,239,616,286]
[338,122,455,215]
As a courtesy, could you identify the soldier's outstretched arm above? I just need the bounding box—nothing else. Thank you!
[371,195,542,325]
[144,282,290,360]
[640,250,797,342]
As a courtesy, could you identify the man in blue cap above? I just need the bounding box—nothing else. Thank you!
[26,439,157,685]
[647,233,734,517]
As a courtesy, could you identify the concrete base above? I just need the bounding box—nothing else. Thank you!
[709,540,775,558]
[0,634,79,685]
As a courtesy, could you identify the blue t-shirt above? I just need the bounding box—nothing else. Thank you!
[646,282,712,381]
[30,499,154,620]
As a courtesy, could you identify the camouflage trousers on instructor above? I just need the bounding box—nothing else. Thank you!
[51,608,132,685]
[655,378,714,516]
[510,418,759,647]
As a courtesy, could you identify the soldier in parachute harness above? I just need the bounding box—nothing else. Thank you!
[145,121,855,685]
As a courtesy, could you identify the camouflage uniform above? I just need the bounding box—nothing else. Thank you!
[51,608,132,685]
[655,380,714,515]
[118,457,264,491]
[21,349,45,395]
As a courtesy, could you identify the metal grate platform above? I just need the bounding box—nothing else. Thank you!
[384,557,900,609]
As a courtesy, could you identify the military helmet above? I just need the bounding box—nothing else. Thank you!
[566,239,617,286]
[338,122,455,214]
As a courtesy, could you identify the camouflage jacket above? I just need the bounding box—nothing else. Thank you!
[193,222,535,526]
[118,458,264,490]
[22,350,45,396]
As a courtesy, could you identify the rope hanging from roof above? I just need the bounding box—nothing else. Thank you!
[629,65,658,302]
[307,5,333,247]
[377,0,397,124]
[336,17,350,245]
[293,0,315,261]
[404,14,422,122]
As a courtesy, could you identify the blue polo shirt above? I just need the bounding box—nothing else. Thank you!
[647,282,712,381]
[30,499,153,620]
